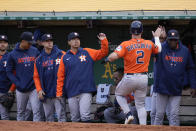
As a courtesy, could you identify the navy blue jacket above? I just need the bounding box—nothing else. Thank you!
[0,52,12,93]
[62,48,96,98]
[154,41,196,95]
[6,43,40,92]
[34,46,65,98]
[56,38,108,98]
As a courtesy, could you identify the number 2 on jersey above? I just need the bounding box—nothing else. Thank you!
[136,50,144,64]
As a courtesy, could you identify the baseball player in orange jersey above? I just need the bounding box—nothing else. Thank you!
[103,20,162,125]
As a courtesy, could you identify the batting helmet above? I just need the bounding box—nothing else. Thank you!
[130,20,143,35]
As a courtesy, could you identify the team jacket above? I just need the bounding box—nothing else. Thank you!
[34,45,65,98]
[152,39,190,92]
[6,43,40,92]
[56,38,108,98]
[154,41,196,95]
[0,52,15,93]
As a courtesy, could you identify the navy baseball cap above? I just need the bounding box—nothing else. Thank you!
[20,32,35,44]
[0,35,8,42]
[68,32,80,41]
[41,34,53,42]
[167,29,179,40]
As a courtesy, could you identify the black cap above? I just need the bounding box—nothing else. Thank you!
[41,34,53,42]
[0,35,8,42]
[20,32,35,44]
[68,32,80,41]
[167,29,179,40]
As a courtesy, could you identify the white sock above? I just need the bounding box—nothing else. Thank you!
[116,95,130,114]
[137,107,147,125]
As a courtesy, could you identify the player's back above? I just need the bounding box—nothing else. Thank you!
[115,38,158,73]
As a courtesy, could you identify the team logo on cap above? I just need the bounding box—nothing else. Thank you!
[1,35,5,39]
[47,34,51,38]
[171,32,175,36]
[74,32,78,36]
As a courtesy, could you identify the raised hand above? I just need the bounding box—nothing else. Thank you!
[97,33,106,40]
[152,26,162,37]
[160,26,167,38]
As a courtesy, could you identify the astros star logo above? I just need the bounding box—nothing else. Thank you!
[3,61,7,67]
[56,58,61,65]
[79,55,86,62]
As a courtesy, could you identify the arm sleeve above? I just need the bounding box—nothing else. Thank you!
[33,62,42,92]
[61,51,66,55]
[9,84,16,91]
[56,55,65,97]
[6,54,20,87]
[84,38,109,61]
[186,51,196,89]
[152,37,162,54]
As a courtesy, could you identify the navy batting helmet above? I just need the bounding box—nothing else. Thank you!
[130,20,143,35]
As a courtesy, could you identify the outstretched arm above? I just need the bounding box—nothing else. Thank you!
[152,26,162,53]
[108,52,119,62]
[102,42,126,63]
[84,33,109,61]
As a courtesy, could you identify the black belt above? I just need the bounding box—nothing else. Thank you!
[127,72,147,75]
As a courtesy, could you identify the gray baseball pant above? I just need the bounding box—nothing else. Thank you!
[154,93,181,126]
[24,100,45,121]
[43,97,66,122]
[16,89,42,121]
[115,74,148,125]
[150,92,156,125]
[24,100,33,121]
[0,93,9,120]
[68,93,92,122]
[151,92,170,125]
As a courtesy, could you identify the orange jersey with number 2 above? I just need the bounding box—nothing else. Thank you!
[115,38,159,73]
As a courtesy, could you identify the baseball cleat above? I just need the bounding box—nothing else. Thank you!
[124,111,134,124]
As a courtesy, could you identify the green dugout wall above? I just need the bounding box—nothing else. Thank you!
[0,20,196,85]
